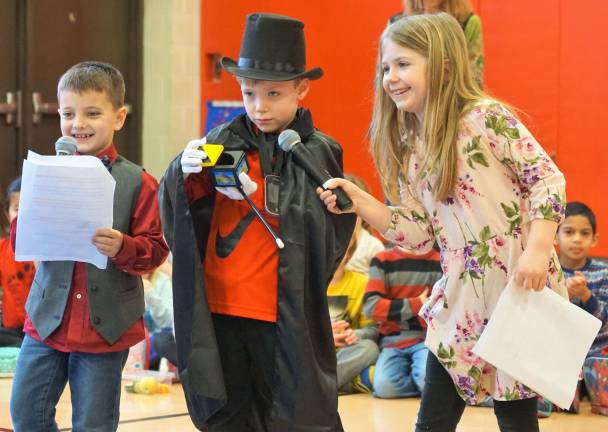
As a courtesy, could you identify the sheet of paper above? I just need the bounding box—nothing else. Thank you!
[472,282,601,408]
[15,151,115,269]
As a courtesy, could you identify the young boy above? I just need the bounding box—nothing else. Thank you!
[159,13,356,431]
[0,177,35,347]
[538,201,608,417]
[328,228,379,394]
[9,61,169,431]
[557,201,608,358]
[364,245,442,399]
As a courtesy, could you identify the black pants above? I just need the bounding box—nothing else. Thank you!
[206,314,277,432]
[149,330,178,368]
[0,326,24,347]
[415,353,539,432]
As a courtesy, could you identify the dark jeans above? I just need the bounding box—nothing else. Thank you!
[415,353,539,432]
[206,314,277,432]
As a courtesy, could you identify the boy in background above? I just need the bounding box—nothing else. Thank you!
[364,246,442,399]
[159,13,355,431]
[556,201,608,358]
[0,177,34,347]
[10,61,168,431]
[556,202,608,416]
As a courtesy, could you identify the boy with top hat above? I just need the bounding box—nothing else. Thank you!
[159,13,356,432]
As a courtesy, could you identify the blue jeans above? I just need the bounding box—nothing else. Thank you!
[10,335,129,432]
[373,341,428,398]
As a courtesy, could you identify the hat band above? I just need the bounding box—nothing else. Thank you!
[237,57,304,74]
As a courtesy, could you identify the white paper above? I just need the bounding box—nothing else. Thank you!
[15,151,115,269]
[472,282,601,408]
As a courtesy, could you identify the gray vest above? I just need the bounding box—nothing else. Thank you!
[25,156,144,345]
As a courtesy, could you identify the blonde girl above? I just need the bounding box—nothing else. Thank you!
[320,13,566,431]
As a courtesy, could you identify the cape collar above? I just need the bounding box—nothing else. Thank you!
[227,108,316,150]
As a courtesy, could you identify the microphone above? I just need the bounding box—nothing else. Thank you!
[210,150,285,249]
[278,130,352,211]
[55,136,78,156]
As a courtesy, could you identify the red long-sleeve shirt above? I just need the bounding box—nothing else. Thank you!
[364,248,442,349]
[13,145,169,352]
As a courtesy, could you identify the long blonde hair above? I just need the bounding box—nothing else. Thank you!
[405,0,474,26]
[370,12,487,203]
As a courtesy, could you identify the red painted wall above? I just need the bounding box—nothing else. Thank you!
[201,0,608,256]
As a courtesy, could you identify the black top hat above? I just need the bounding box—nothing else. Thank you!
[221,13,323,81]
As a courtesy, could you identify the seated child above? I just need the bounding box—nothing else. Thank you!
[558,202,608,358]
[556,202,608,415]
[0,177,35,347]
[142,260,177,368]
[364,245,442,398]
[344,175,385,275]
[328,230,379,393]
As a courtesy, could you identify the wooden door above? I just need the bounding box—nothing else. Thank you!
[0,0,142,231]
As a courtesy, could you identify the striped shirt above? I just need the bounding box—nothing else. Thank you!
[566,258,608,357]
[363,247,442,349]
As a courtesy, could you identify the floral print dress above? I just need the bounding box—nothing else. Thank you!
[383,102,567,403]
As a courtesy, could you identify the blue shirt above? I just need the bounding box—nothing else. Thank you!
[564,259,608,357]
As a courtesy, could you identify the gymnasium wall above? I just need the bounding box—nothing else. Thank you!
[200,0,608,256]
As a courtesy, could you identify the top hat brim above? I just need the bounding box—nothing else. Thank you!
[221,57,323,81]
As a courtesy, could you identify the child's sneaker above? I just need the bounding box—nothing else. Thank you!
[537,396,553,418]
[351,365,374,394]
[584,357,608,416]
[476,396,494,408]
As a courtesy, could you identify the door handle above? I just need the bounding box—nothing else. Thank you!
[32,92,132,125]
[0,91,21,127]
[32,92,58,125]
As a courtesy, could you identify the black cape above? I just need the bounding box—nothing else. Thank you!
[158,110,356,431]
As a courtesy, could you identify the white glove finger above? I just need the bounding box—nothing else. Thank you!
[186,138,206,150]
[182,165,202,174]
[183,149,207,160]
[182,156,206,167]
[238,172,258,196]
[216,187,243,200]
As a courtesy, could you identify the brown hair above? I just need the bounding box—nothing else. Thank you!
[405,0,474,26]
[57,61,125,109]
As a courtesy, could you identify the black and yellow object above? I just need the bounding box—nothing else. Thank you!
[198,143,225,167]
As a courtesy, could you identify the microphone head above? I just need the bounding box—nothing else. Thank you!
[278,129,301,152]
[55,136,78,156]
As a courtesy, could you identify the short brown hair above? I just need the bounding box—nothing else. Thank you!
[57,61,125,109]
[236,76,303,88]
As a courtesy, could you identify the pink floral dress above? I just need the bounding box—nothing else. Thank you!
[383,102,567,403]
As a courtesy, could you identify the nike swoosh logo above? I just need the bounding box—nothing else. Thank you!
[215,211,256,258]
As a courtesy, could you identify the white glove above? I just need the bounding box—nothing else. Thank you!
[181,138,207,175]
[216,172,258,200]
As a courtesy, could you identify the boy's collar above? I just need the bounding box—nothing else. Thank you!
[76,144,117,163]
[229,108,315,148]
[561,257,592,272]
